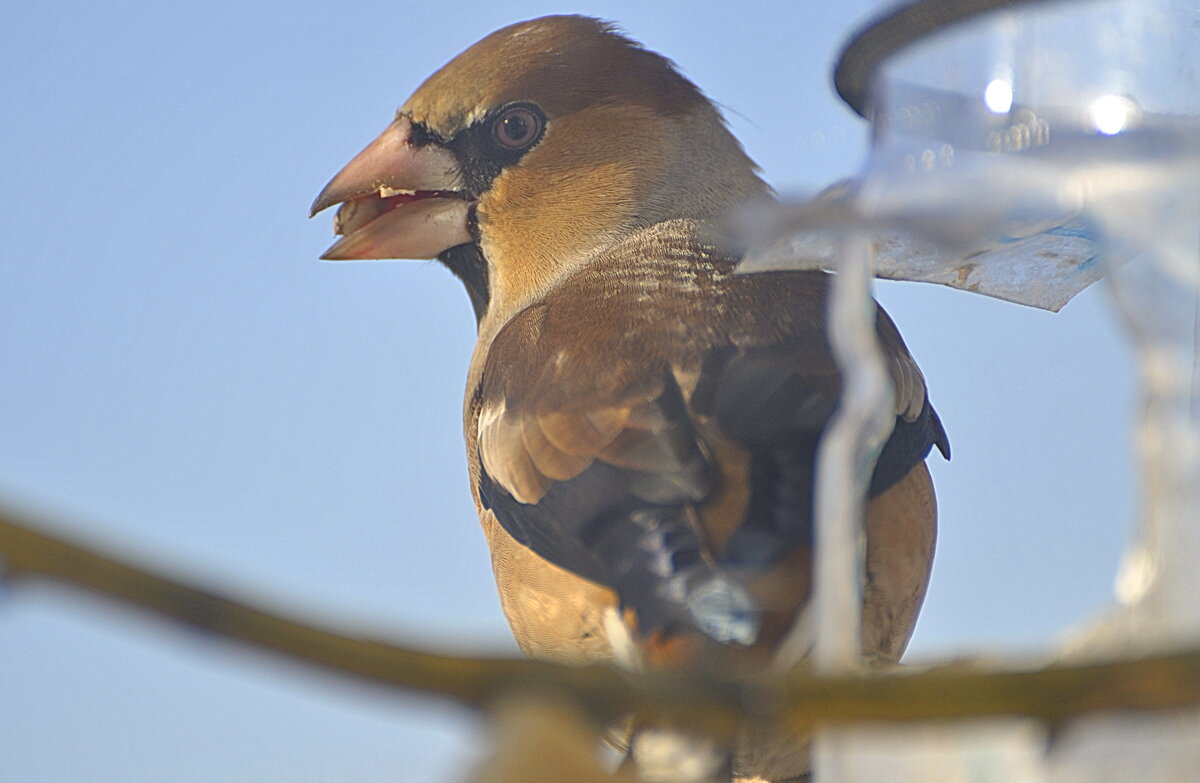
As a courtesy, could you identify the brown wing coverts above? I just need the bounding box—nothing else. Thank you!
[474,220,948,631]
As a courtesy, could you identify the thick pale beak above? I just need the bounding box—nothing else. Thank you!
[310,116,472,260]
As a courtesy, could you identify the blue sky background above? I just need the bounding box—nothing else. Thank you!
[0,2,1135,781]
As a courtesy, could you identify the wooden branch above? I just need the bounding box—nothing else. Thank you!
[770,653,1200,732]
[2,504,1199,737]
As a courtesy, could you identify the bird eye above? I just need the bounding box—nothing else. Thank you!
[492,105,542,150]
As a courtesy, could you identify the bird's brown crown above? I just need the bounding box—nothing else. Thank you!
[402,16,706,137]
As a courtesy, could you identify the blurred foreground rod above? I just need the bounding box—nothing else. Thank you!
[2,505,1200,735]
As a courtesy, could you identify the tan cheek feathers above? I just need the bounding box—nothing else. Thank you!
[475,106,673,312]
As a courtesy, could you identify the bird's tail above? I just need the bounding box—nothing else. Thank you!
[588,505,759,647]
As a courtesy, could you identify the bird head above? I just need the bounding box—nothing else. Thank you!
[311,15,768,322]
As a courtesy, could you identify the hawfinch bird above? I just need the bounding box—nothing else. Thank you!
[312,15,948,781]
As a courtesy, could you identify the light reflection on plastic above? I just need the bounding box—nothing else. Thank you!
[984,78,1014,114]
[1087,94,1141,135]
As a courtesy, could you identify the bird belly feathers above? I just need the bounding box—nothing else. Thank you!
[476,452,937,671]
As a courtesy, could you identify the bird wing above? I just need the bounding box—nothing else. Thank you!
[476,353,711,585]
[471,221,947,641]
